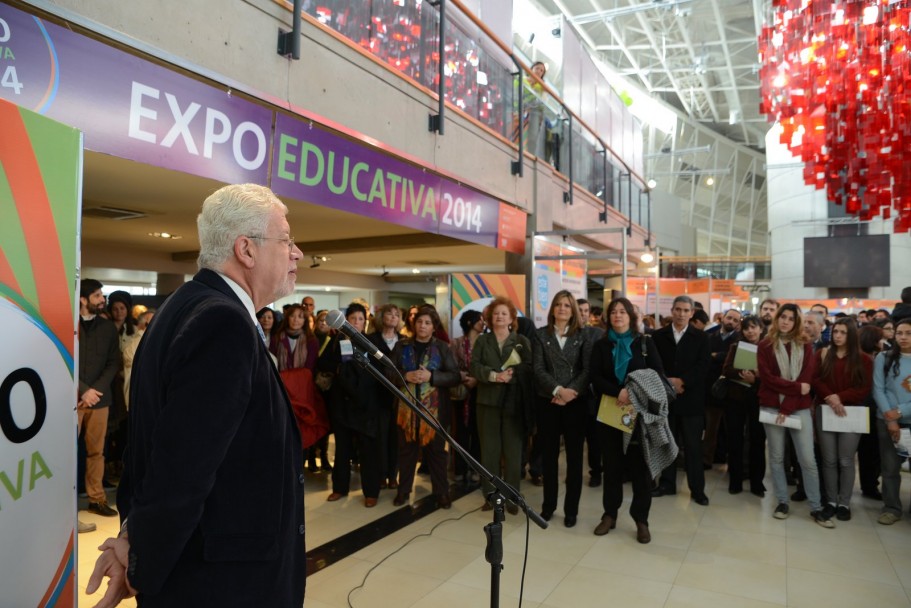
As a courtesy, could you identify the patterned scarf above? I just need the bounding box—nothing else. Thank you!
[773,339,804,404]
[274,331,309,372]
[454,335,474,426]
[397,340,442,446]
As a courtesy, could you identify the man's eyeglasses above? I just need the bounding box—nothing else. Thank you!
[246,235,296,252]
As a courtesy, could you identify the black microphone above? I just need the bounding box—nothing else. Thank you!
[326,309,391,366]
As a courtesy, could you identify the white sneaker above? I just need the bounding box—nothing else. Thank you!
[77,520,96,533]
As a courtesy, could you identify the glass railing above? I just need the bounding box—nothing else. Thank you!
[660,258,772,281]
[298,0,646,215]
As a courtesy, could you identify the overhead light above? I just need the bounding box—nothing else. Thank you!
[381,265,390,278]
[647,178,657,188]
[309,256,322,269]
[148,232,182,240]
[705,177,715,186]
[640,250,654,263]
[411,268,421,274]
[324,287,331,292]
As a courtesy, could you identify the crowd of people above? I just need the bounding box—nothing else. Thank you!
[78,185,911,607]
[249,285,911,544]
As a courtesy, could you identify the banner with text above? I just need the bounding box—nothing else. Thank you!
[0,98,80,607]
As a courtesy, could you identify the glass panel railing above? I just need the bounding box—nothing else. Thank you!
[298,0,647,224]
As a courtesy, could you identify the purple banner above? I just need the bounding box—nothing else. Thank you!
[271,113,500,248]
[0,5,271,184]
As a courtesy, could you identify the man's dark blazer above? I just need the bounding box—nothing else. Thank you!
[78,315,121,409]
[651,324,710,417]
[119,269,305,607]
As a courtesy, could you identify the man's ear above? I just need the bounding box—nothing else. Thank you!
[234,236,256,269]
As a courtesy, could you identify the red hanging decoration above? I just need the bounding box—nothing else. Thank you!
[758,0,911,233]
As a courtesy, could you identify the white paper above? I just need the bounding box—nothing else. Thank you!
[759,407,802,430]
[821,406,870,434]
[896,428,911,459]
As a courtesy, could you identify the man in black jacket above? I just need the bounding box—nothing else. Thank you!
[892,286,911,323]
[78,278,121,518]
[651,296,711,505]
[703,308,741,469]
[87,184,306,607]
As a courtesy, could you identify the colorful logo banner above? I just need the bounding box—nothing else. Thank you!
[0,98,80,607]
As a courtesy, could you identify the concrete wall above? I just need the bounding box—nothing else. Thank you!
[766,124,911,299]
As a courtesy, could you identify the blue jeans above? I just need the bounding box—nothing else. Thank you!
[765,409,822,511]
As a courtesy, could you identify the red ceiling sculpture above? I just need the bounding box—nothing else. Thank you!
[759,0,911,233]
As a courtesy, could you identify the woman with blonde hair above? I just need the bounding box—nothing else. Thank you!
[757,303,833,527]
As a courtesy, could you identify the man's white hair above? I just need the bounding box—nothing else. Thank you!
[197,184,287,270]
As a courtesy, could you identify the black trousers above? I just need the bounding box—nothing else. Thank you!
[659,412,705,495]
[540,397,587,516]
[584,395,602,479]
[332,424,381,498]
[397,428,449,498]
[599,423,651,524]
[857,405,881,494]
[377,406,398,483]
[725,398,766,492]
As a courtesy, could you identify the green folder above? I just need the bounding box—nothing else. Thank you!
[733,341,758,370]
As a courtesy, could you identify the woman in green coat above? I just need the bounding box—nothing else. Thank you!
[470,296,533,514]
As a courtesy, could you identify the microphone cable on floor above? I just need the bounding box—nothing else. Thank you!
[346,503,533,608]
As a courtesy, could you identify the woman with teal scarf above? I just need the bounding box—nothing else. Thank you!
[590,298,667,544]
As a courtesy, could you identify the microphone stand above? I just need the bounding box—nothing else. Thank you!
[350,348,548,608]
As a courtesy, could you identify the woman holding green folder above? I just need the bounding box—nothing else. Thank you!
[722,315,766,496]
[590,297,666,543]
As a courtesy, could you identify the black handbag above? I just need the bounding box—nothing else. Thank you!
[710,376,730,400]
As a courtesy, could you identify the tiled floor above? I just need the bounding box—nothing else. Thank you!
[77,454,911,607]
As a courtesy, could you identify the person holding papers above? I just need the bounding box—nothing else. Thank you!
[757,304,834,528]
[872,318,911,525]
[470,297,533,514]
[722,315,766,496]
[812,318,873,521]
[590,298,668,543]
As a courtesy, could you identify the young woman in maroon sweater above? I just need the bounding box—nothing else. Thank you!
[812,318,873,521]
[757,303,833,527]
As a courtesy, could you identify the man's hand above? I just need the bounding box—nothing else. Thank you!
[739,370,756,385]
[86,537,137,608]
[799,382,811,396]
[669,378,684,395]
[80,388,103,407]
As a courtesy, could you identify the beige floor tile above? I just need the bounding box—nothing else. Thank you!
[577,535,686,583]
[448,550,574,603]
[674,551,788,605]
[787,538,900,584]
[785,512,886,551]
[787,567,911,608]
[304,558,380,606]
[378,535,490,581]
[886,549,911,587]
[687,527,787,566]
[341,564,445,608]
[698,503,789,537]
[408,580,507,608]
[877,520,911,553]
[664,585,786,608]
[542,565,671,608]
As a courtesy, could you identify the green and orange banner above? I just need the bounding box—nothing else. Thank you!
[0,97,80,607]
